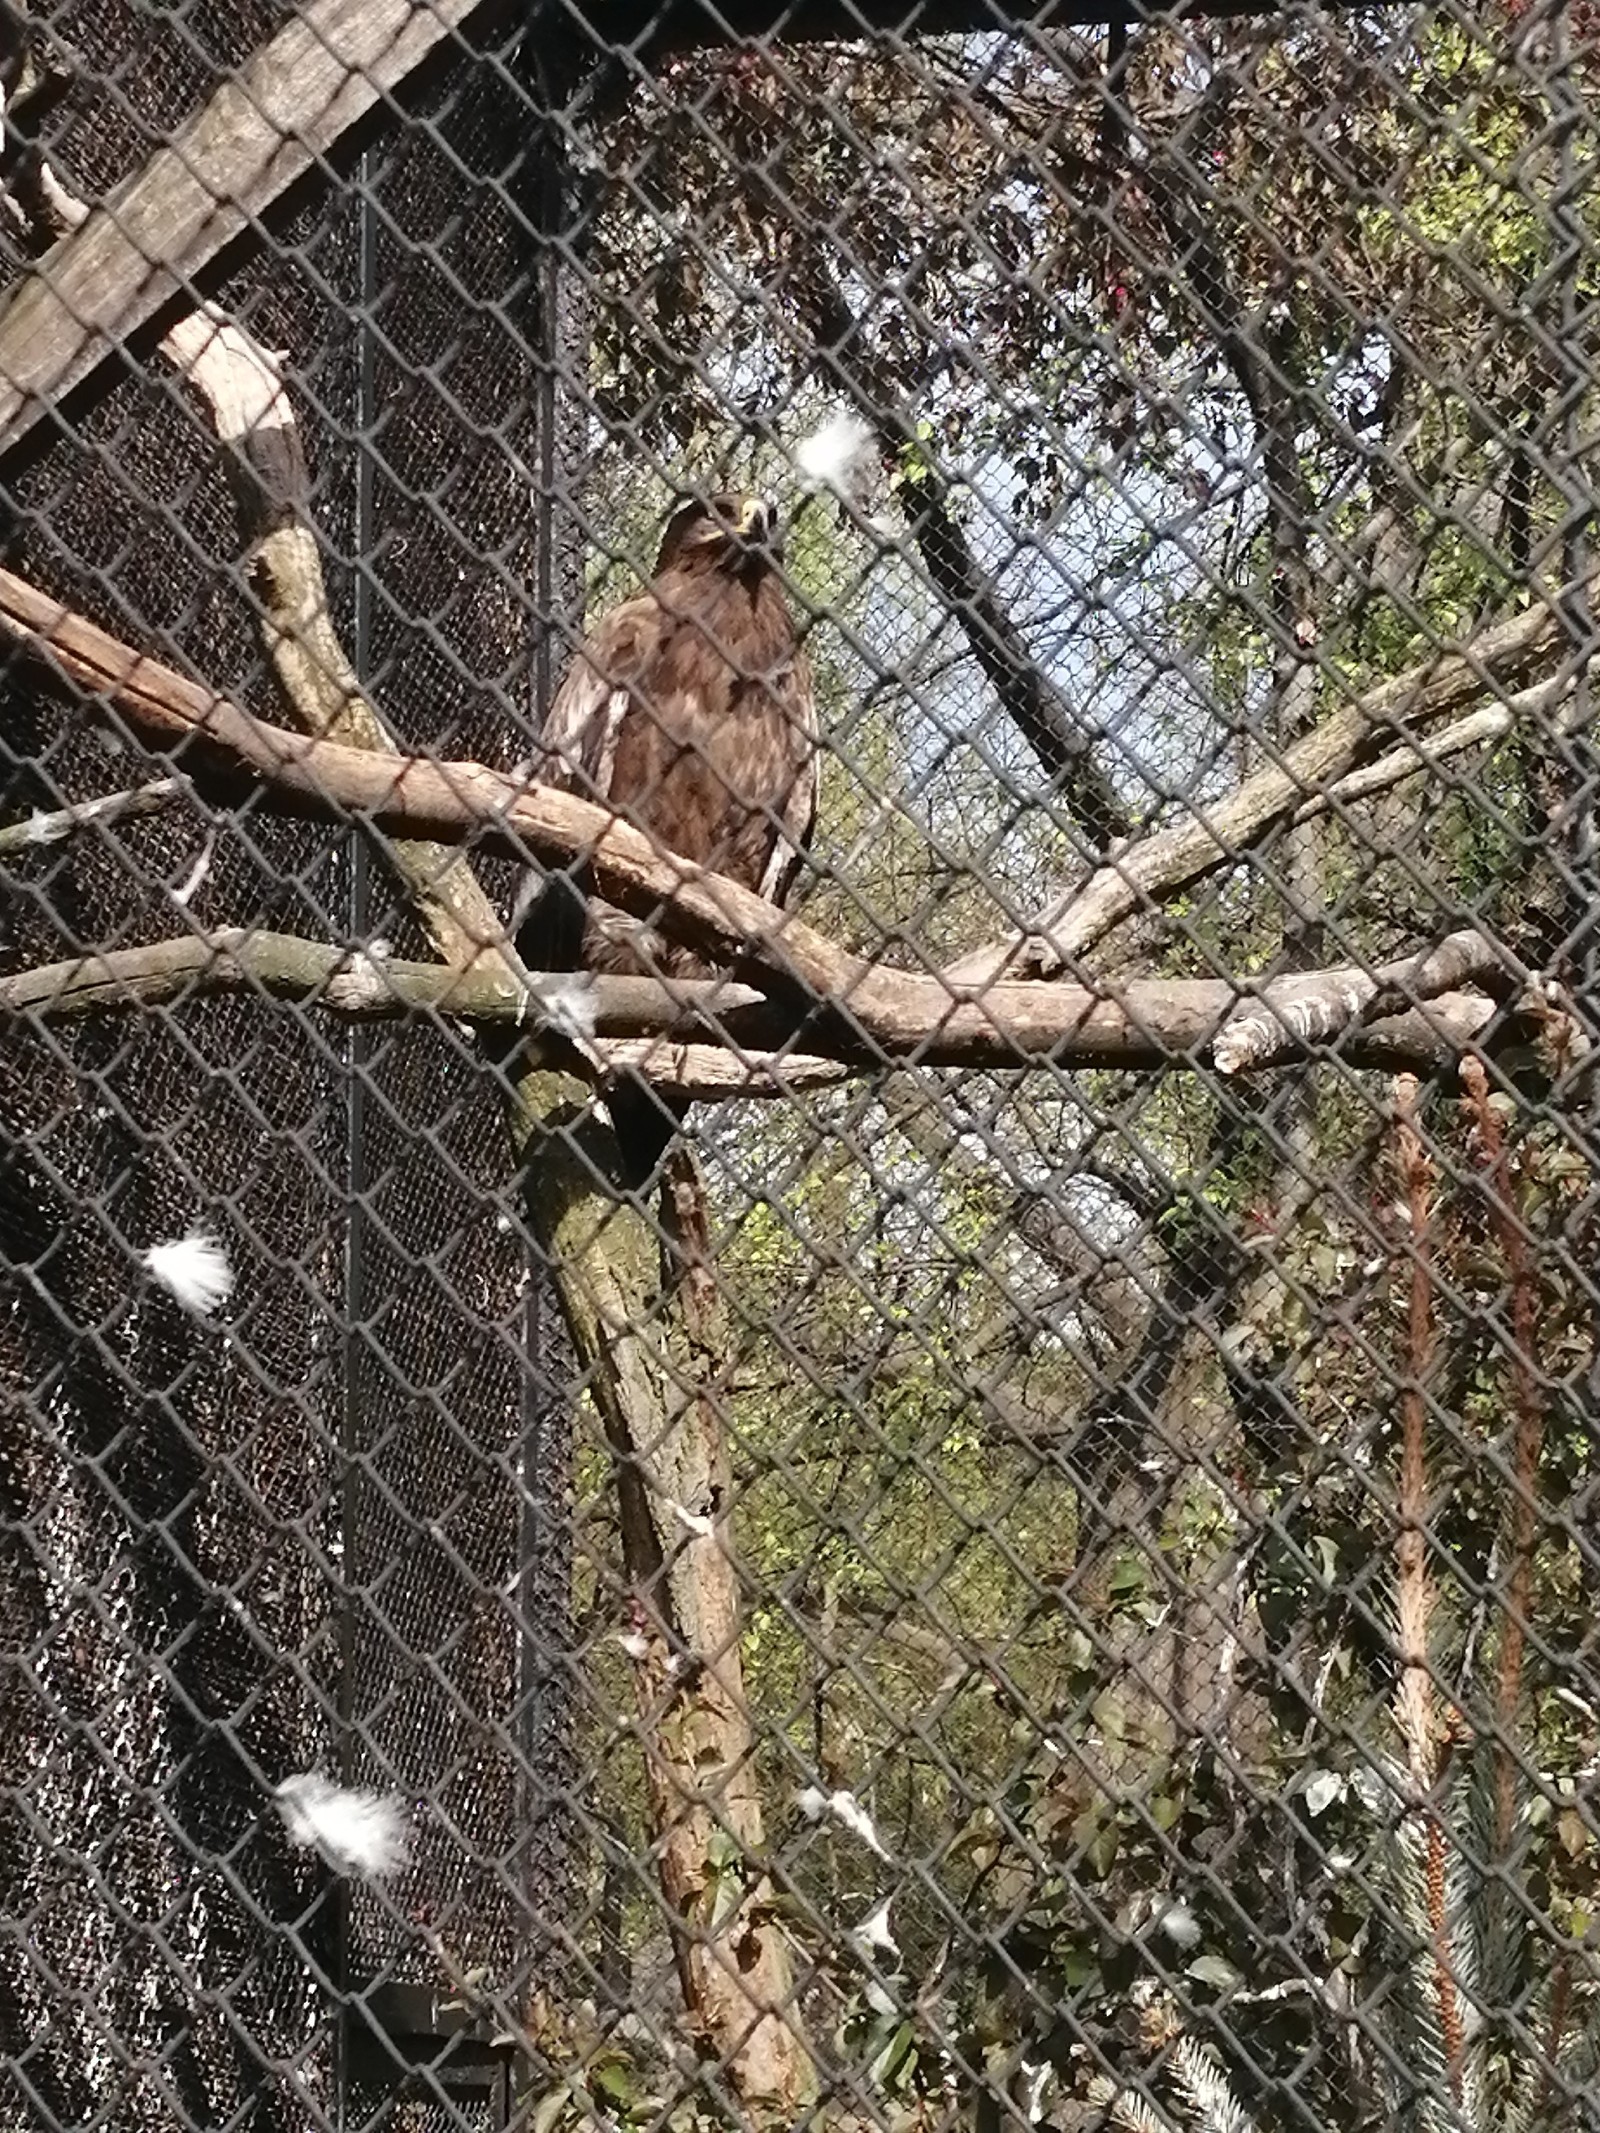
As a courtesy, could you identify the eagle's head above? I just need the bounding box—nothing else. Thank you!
[656,492,784,580]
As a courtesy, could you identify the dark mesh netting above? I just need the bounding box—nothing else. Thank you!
[0,6,586,2124]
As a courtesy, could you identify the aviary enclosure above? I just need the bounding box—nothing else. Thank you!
[1,0,1598,2126]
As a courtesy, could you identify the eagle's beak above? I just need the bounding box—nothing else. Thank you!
[736,495,775,543]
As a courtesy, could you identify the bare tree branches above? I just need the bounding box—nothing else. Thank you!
[0,562,1531,1075]
[0,924,1506,1076]
[945,584,1600,986]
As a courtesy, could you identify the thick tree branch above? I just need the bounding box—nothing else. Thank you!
[160,307,542,1004]
[0,928,1504,1076]
[0,0,487,457]
[0,775,186,853]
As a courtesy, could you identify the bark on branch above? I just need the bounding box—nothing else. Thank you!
[1211,930,1509,1074]
[0,924,1506,1075]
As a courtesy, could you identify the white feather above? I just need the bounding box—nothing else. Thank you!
[794,1784,891,1859]
[849,1896,899,1962]
[170,834,215,910]
[668,1500,717,1541]
[1157,1900,1202,1949]
[543,975,599,1044]
[831,1791,890,1857]
[142,1228,235,1317]
[794,411,878,499]
[274,1772,411,1879]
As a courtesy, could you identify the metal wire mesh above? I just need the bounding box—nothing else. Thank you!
[2,0,1599,2129]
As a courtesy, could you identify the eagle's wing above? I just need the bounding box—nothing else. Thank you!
[755,645,819,913]
[534,597,661,804]
[511,600,662,966]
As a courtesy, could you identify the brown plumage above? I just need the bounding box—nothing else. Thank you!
[515,492,817,1182]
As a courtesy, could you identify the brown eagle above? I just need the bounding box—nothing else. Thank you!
[515,492,818,1183]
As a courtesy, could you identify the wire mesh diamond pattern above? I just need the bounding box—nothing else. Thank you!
[2,0,1599,2129]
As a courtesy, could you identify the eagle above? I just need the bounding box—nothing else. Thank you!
[515,492,818,1185]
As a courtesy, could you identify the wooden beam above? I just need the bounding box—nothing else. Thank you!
[576,0,1382,54]
[0,0,487,455]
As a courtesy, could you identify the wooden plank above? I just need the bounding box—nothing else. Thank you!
[601,0,1372,52]
[0,0,484,453]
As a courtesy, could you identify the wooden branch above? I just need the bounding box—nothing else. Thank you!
[0,0,485,454]
[1211,930,1507,1074]
[0,564,1531,1086]
[162,309,376,745]
[0,775,186,854]
[0,928,579,1024]
[159,306,539,1000]
[1392,1069,1440,1795]
[507,1078,814,2106]
[0,927,1507,1077]
[1460,1056,1547,1857]
[1289,675,1582,822]
[595,1039,852,1099]
[943,585,1600,987]
[1390,1076,1464,2090]
[790,243,1129,848]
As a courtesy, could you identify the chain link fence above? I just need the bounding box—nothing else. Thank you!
[2,0,1599,2127]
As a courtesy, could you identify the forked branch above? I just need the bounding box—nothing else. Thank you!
[946,585,1600,986]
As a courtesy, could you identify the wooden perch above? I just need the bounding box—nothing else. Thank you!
[0,0,485,454]
[0,565,1516,1074]
[0,926,1505,1077]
